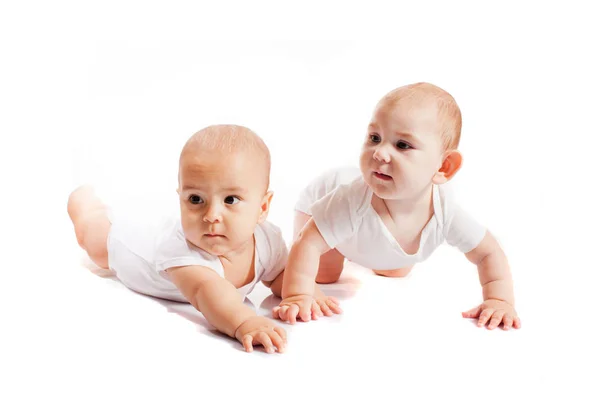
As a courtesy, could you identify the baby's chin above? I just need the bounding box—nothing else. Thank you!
[187,238,229,256]
[366,182,404,200]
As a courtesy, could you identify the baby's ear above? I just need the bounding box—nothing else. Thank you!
[258,191,274,223]
[433,150,463,184]
[176,188,180,195]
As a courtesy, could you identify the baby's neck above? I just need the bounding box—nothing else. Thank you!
[218,235,257,289]
[218,235,256,265]
[377,185,434,219]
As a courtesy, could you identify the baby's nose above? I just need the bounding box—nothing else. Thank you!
[373,147,390,163]
[203,205,223,223]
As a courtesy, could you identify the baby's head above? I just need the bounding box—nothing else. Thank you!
[177,125,273,256]
[359,82,464,201]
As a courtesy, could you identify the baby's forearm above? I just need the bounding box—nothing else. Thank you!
[477,249,515,306]
[190,279,256,338]
[282,239,321,299]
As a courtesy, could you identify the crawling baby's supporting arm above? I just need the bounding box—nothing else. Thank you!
[273,218,338,324]
[264,272,341,319]
[168,265,287,353]
[462,231,521,330]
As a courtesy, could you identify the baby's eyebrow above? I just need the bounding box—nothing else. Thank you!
[394,131,421,143]
[222,186,249,194]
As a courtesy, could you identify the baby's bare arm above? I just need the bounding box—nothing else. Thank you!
[271,219,339,324]
[264,272,342,318]
[465,231,514,305]
[264,271,325,298]
[167,266,256,337]
[463,231,521,330]
[282,218,330,299]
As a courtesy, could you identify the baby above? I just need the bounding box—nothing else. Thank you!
[273,83,521,331]
[67,124,338,354]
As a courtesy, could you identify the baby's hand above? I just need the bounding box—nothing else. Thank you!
[312,286,342,318]
[272,295,314,324]
[234,316,287,353]
[462,299,522,330]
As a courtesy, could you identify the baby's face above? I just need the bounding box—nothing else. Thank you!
[359,98,446,201]
[178,150,269,256]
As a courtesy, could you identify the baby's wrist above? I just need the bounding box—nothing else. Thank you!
[482,279,514,304]
[282,278,315,299]
[233,316,253,341]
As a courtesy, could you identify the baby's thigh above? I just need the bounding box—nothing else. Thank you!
[316,248,344,284]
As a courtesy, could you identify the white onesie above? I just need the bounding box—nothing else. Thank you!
[295,166,486,270]
[106,208,288,303]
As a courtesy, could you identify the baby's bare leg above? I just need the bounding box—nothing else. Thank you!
[373,267,413,278]
[293,211,344,284]
[67,186,111,269]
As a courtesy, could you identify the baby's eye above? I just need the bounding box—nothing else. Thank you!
[369,134,381,143]
[188,194,203,205]
[224,196,240,205]
[396,141,412,150]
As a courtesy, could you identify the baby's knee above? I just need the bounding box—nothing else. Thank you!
[67,186,97,221]
[315,275,340,284]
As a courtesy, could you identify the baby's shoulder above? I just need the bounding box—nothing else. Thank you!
[254,220,289,264]
[434,183,475,227]
[256,220,284,242]
[154,214,211,259]
[312,173,371,221]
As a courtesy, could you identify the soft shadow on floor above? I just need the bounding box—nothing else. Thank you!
[258,265,364,313]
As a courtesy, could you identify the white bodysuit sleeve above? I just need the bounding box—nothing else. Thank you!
[259,222,290,282]
[309,177,370,250]
[295,166,361,214]
[154,219,223,278]
[442,192,487,253]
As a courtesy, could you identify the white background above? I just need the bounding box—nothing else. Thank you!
[2,1,599,399]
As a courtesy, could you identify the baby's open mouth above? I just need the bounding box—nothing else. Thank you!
[373,171,392,181]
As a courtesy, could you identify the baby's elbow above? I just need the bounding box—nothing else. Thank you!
[465,231,496,265]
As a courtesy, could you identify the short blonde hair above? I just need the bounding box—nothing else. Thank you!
[180,124,271,189]
[380,82,462,150]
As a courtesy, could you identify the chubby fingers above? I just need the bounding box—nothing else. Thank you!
[477,308,494,328]
[273,325,287,343]
[258,332,275,354]
[242,334,254,353]
[513,316,522,329]
[272,305,289,321]
[317,299,333,316]
[274,301,318,324]
[299,303,312,322]
[311,301,323,320]
[287,304,300,324]
[487,310,506,330]
[462,305,482,319]
[502,314,522,330]
[269,329,287,353]
[325,297,342,314]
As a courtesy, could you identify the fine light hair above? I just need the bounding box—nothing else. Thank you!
[180,124,271,189]
[380,82,462,150]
